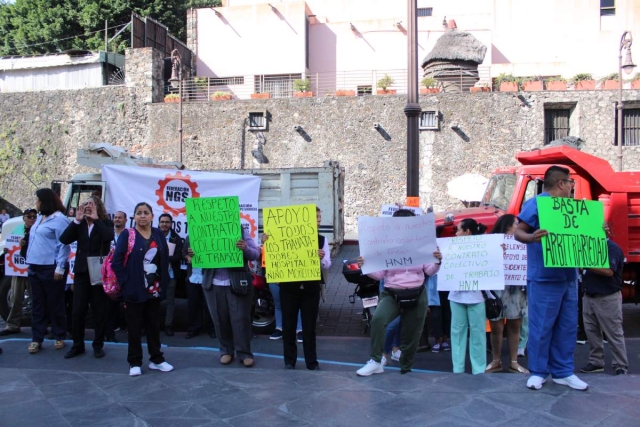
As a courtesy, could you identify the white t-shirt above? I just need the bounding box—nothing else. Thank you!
[0,213,9,224]
[448,290,485,305]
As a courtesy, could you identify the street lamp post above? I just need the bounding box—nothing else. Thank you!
[404,0,421,199]
[617,31,636,172]
[170,49,184,164]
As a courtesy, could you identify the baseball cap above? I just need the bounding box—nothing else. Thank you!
[23,208,37,216]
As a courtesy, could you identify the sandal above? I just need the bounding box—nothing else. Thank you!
[485,359,503,373]
[509,361,530,374]
[54,340,65,350]
[28,342,42,354]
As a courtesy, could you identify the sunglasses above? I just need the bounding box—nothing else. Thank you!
[24,215,37,219]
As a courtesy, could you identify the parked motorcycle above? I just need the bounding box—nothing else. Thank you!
[342,259,380,334]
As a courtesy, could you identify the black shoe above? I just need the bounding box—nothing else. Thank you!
[186,331,199,339]
[165,326,174,337]
[0,329,20,336]
[0,347,3,354]
[93,348,105,359]
[64,348,86,359]
[307,365,320,371]
[285,364,295,370]
[270,329,283,340]
[615,368,627,375]
[580,363,604,373]
[208,330,216,339]
[400,369,412,375]
[296,331,303,343]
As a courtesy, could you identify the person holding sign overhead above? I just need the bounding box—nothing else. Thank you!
[448,218,489,375]
[356,209,442,376]
[515,166,588,391]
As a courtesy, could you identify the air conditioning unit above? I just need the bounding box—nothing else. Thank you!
[419,110,439,130]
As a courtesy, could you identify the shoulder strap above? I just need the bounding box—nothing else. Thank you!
[123,228,136,266]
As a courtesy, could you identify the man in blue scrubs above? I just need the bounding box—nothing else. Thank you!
[515,165,587,391]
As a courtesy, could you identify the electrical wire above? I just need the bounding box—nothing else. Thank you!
[12,23,129,51]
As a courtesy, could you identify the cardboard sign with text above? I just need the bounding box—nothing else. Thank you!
[358,213,438,274]
[4,234,27,277]
[379,204,423,217]
[437,234,505,291]
[263,204,320,283]
[185,196,243,269]
[537,197,608,268]
[503,234,527,286]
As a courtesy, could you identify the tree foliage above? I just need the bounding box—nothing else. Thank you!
[0,0,221,55]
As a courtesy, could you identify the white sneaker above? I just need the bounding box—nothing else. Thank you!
[517,348,525,357]
[381,355,388,366]
[391,349,401,361]
[129,366,142,377]
[356,359,384,376]
[149,361,174,372]
[526,375,547,390]
[553,374,588,391]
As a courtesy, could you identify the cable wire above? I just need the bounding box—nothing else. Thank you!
[12,23,129,51]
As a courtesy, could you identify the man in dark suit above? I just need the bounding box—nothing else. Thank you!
[60,197,114,358]
[158,213,184,336]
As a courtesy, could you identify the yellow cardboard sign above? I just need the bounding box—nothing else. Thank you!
[263,204,320,283]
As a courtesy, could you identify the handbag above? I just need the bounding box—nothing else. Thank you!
[386,286,425,308]
[482,290,504,319]
[87,255,105,286]
[228,266,254,297]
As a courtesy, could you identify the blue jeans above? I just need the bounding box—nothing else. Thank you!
[270,283,301,331]
[383,316,401,354]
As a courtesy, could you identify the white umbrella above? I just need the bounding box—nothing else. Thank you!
[447,173,489,202]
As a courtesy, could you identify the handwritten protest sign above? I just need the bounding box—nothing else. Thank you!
[4,234,27,277]
[185,196,243,268]
[358,213,438,274]
[503,234,527,287]
[537,197,608,268]
[380,204,423,217]
[437,234,505,291]
[263,204,319,283]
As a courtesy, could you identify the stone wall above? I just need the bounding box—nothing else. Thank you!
[1,48,638,235]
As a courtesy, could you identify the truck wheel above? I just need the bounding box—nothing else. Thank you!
[0,275,12,322]
[251,287,275,335]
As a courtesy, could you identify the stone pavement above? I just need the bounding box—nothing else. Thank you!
[1,337,639,427]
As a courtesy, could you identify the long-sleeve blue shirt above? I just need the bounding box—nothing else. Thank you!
[26,212,71,274]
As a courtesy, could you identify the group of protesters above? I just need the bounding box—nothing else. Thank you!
[0,165,629,387]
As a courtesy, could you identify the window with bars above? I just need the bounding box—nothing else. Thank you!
[417,8,433,17]
[615,108,640,146]
[209,76,244,86]
[544,109,571,144]
[254,74,301,98]
[357,85,372,96]
[248,111,267,131]
[600,0,615,16]
[419,111,439,130]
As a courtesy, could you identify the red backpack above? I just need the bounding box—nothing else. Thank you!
[102,228,136,300]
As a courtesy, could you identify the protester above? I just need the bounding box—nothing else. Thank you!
[111,202,174,376]
[0,209,37,336]
[183,235,216,339]
[0,208,10,228]
[105,211,127,341]
[196,227,259,367]
[518,317,528,357]
[60,196,114,359]
[515,165,588,391]
[278,206,331,370]
[428,274,451,353]
[356,209,442,376]
[580,226,628,375]
[157,213,184,337]
[485,214,529,374]
[448,218,489,375]
[25,189,71,354]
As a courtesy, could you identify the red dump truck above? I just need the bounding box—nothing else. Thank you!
[435,145,640,303]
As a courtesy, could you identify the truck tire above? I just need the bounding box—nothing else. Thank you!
[251,287,275,335]
[0,275,31,325]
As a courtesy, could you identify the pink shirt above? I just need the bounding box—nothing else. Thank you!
[368,263,440,290]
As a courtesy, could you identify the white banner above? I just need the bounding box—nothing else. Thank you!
[503,234,527,286]
[437,234,505,291]
[102,165,261,241]
[358,213,438,274]
[380,204,423,217]
[4,234,27,277]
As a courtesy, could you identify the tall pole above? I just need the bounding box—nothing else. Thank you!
[617,40,623,172]
[179,74,183,164]
[404,0,421,198]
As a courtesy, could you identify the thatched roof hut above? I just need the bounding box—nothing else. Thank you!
[421,30,488,92]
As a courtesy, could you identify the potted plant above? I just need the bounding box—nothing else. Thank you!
[335,89,356,96]
[251,92,271,99]
[495,73,520,92]
[293,78,313,97]
[632,73,640,89]
[470,83,491,93]
[545,76,567,91]
[571,73,595,90]
[164,94,180,103]
[211,91,232,101]
[376,74,396,95]
[420,77,440,94]
[521,76,543,91]
[599,73,619,90]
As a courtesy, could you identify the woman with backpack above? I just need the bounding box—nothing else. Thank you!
[111,202,173,376]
